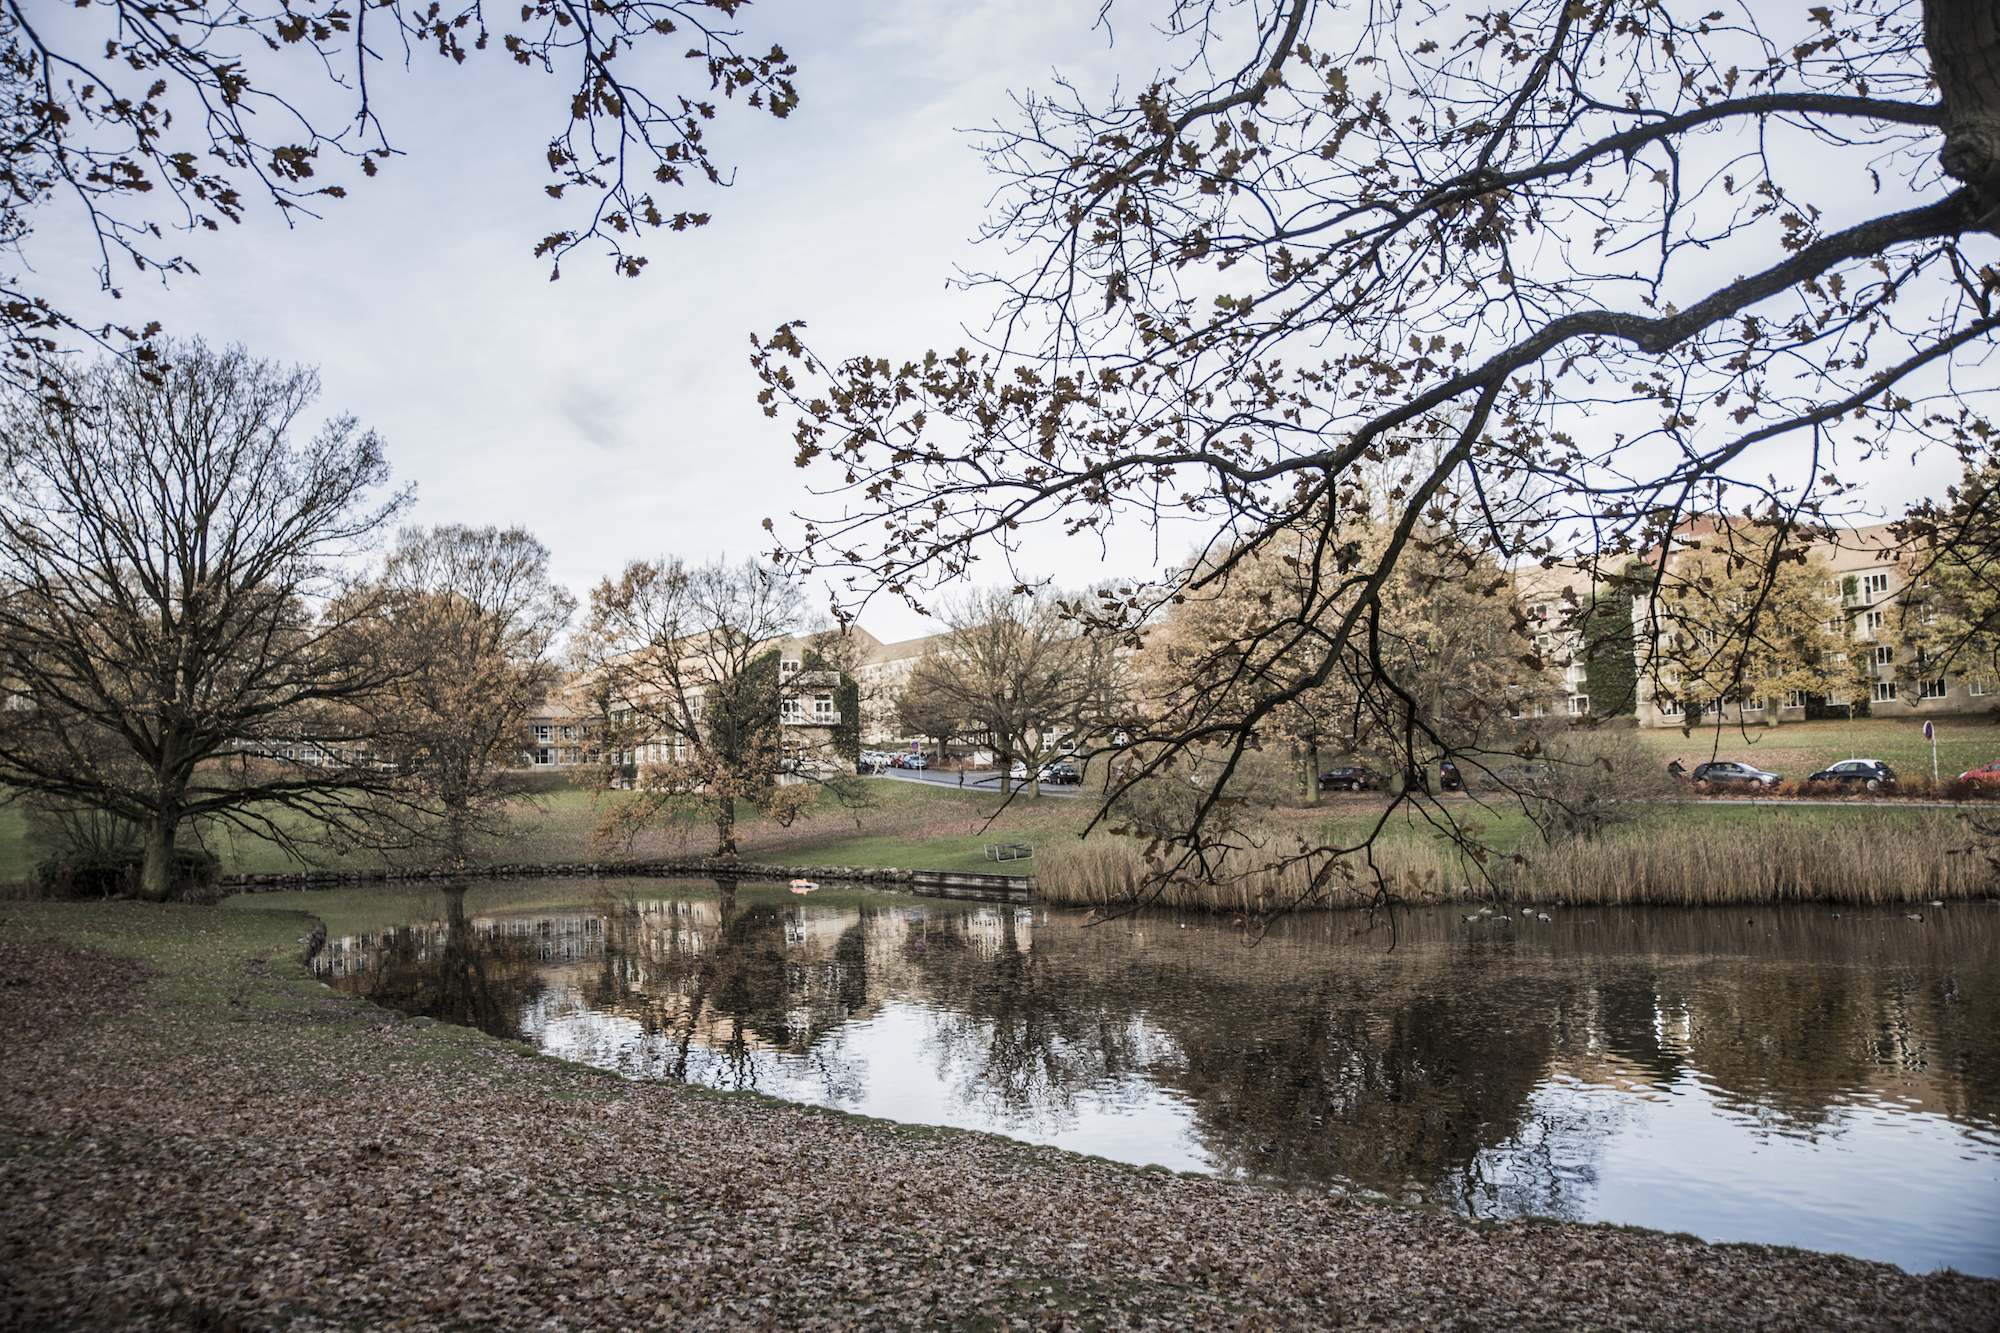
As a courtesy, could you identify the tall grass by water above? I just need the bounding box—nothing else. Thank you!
[1036,808,1996,911]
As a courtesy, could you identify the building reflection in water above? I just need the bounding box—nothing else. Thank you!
[318,882,2000,1277]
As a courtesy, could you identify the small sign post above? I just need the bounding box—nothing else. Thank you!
[1924,719,1937,787]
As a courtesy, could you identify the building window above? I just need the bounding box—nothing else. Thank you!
[1973,677,1990,697]
[1656,696,1681,717]
[1567,695,1590,715]
[1920,677,1949,699]
[813,693,836,720]
[1863,572,1891,596]
[1873,681,1898,703]
[533,725,551,742]
[781,659,801,676]
[1873,645,1895,666]
[560,725,576,741]
[1741,698,1764,712]
[1864,610,1885,633]
[535,747,553,765]
[1783,691,1807,709]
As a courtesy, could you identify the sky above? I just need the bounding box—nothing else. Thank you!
[27,0,1973,645]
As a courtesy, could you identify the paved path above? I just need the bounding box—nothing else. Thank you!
[865,768,1093,798]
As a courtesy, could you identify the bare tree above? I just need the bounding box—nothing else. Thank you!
[903,588,1113,796]
[0,0,798,393]
[0,340,410,899]
[354,525,575,867]
[752,1,2000,899]
[578,557,827,857]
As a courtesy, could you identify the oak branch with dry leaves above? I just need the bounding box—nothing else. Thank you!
[753,0,2000,902]
[0,0,795,389]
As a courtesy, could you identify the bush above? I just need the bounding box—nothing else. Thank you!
[33,845,221,902]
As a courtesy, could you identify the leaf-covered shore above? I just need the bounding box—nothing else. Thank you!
[2,903,1994,1332]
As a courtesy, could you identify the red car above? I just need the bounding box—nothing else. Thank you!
[1960,760,2000,786]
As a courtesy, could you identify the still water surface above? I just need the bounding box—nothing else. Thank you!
[310,879,2000,1277]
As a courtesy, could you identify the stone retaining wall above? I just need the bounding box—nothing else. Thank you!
[221,859,1034,904]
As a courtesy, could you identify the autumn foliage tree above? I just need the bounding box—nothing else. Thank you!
[577,557,843,858]
[1641,526,1863,728]
[353,525,575,867]
[753,1,2000,897]
[1147,511,1557,806]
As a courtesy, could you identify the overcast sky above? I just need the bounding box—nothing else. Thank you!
[31,0,1966,644]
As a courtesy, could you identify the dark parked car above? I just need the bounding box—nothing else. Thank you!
[1689,760,1781,790]
[1319,765,1384,792]
[1039,762,1082,785]
[1806,759,1897,792]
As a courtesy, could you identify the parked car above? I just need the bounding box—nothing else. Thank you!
[1806,759,1897,792]
[904,754,928,770]
[1039,762,1082,785]
[1319,765,1384,792]
[1689,760,1782,790]
[1961,759,2000,786]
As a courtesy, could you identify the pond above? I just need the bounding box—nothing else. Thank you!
[293,878,2000,1278]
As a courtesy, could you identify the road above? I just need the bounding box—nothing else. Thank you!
[865,768,1095,798]
[866,768,1995,810]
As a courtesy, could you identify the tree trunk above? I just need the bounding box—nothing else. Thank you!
[139,814,178,902]
[713,798,738,858]
[1304,741,1321,806]
[443,881,469,930]
[1927,0,2000,223]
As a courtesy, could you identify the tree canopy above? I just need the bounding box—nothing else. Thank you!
[353,524,576,867]
[0,339,409,898]
[0,0,797,391]
[752,0,2000,894]
[577,556,839,858]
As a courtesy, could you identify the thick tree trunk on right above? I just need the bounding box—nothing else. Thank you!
[1927,0,2000,223]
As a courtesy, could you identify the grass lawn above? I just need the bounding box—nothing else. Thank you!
[12,736,1995,892]
[0,800,31,883]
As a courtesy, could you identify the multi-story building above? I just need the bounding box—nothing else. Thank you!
[1627,520,1988,728]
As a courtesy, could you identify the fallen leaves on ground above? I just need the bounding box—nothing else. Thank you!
[2,920,1995,1333]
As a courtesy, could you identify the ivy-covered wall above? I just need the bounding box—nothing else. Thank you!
[801,648,861,762]
[1581,591,1638,717]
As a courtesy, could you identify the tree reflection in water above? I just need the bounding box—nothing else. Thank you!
[905,907,1145,1130]
[323,883,2000,1266]
[329,882,547,1041]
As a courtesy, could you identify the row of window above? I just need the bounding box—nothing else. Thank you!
[1652,676,1981,716]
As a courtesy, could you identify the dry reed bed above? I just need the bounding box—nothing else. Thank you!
[1037,809,1994,911]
